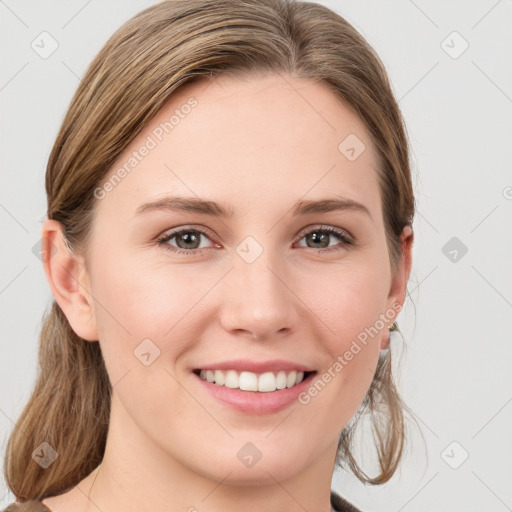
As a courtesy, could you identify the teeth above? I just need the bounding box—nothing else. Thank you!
[224,370,238,389]
[214,370,225,386]
[198,369,306,392]
[276,371,287,389]
[240,371,258,391]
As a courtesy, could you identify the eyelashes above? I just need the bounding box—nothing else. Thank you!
[156,225,355,257]
[294,226,354,252]
[157,227,217,255]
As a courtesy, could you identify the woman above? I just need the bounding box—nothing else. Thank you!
[3,0,414,511]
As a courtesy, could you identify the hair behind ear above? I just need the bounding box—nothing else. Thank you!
[3,302,111,500]
[336,349,405,484]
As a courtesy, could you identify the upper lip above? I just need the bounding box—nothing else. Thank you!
[194,359,316,374]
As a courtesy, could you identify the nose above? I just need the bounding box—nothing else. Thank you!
[219,254,298,340]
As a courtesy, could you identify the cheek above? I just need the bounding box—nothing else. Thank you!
[88,248,213,368]
[306,256,390,348]
[298,271,386,433]
[88,255,201,421]
[300,257,389,405]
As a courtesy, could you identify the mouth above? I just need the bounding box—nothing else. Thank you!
[192,368,317,393]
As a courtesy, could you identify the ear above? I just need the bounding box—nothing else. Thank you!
[381,225,414,350]
[41,219,98,341]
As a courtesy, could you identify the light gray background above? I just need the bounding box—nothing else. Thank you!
[1,1,511,511]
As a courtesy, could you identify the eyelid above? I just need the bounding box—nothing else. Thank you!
[156,225,218,247]
[295,223,353,241]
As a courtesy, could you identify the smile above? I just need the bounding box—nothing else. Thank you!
[194,369,315,392]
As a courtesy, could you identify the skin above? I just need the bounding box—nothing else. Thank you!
[41,73,413,512]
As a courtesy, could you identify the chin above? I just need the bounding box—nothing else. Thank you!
[196,444,310,486]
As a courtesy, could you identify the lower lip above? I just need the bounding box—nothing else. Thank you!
[193,371,317,415]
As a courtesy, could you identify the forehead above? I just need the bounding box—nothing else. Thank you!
[95,73,381,222]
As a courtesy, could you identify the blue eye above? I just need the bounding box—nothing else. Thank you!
[156,225,354,256]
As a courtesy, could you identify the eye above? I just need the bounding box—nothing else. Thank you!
[156,225,355,256]
[294,226,354,253]
[157,227,218,256]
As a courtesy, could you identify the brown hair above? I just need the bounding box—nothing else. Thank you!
[4,0,415,500]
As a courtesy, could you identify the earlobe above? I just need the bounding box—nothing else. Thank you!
[380,325,391,351]
[41,219,98,342]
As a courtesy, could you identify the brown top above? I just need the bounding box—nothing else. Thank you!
[2,490,362,512]
[2,503,51,512]
[331,491,363,512]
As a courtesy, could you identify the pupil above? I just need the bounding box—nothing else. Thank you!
[309,232,328,248]
[180,232,198,248]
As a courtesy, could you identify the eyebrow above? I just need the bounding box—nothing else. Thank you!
[134,196,372,221]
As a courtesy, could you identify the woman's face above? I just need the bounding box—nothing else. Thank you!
[55,73,411,486]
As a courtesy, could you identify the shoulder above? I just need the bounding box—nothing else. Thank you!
[331,490,364,512]
[2,501,52,512]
